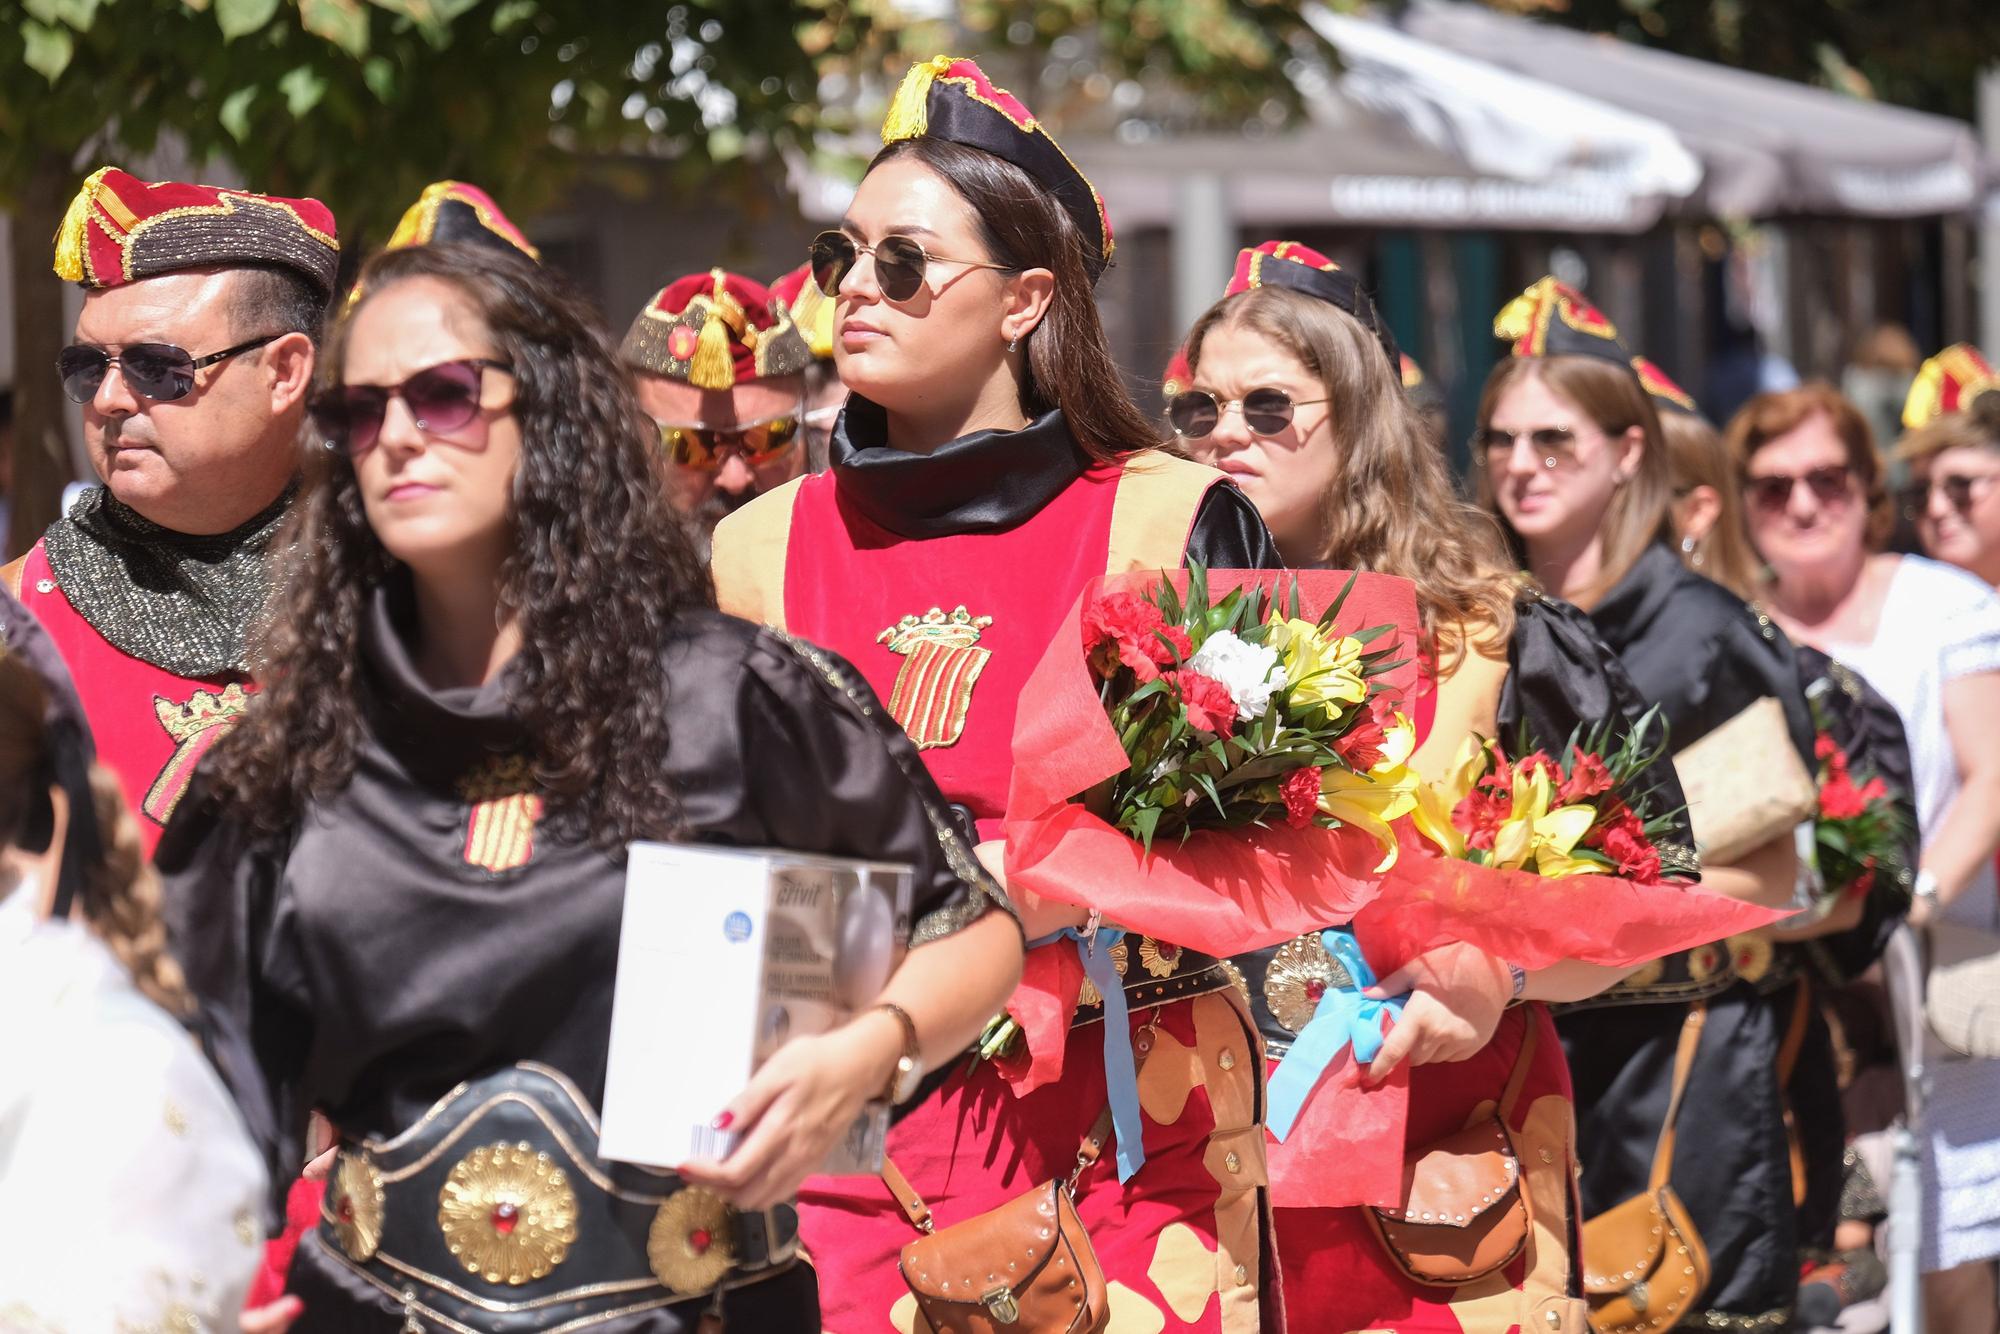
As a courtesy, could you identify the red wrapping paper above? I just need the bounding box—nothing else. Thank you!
[997,569,1420,1090]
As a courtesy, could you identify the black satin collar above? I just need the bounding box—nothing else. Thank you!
[1586,541,1685,648]
[828,397,1091,538]
[358,572,525,770]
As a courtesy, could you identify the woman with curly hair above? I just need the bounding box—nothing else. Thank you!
[157,241,1021,1333]
[1172,243,1692,1332]
[0,599,268,1329]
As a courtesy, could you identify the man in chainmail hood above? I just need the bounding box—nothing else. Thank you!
[2,165,337,854]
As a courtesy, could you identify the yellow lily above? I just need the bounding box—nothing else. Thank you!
[1489,760,1599,877]
[1272,618,1367,718]
[1411,735,1490,859]
[1318,711,1419,872]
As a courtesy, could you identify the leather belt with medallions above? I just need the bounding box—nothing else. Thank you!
[1235,931,1366,1058]
[313,1063,799,1332]
[1063,935,1250,1027]
[1551,941,1742,1013]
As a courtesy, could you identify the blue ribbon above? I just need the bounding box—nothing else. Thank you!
[1028,924,1146,1183]
[1265,927,1407,1142]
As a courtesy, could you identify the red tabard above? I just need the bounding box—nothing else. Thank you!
[778,464,1127,836]
[14,540,251,856]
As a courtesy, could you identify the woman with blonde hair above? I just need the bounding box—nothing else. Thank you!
[1173,243,1693,1331]
[0,595,268,1329]
[1474,278,1816,1330]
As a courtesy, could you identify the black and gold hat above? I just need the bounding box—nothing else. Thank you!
[387,181,538,261]
[54,165,340,299]
[621,269,813,391]
[1494,275,1691,413]
[881,55,1113,281]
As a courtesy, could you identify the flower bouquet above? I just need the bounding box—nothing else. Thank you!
[995,566,1423,1112]
[1267,711,1792,1209]
[1808,729,1909,907]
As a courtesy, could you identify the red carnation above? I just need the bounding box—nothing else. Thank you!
[1598,814,1661,881]
[1814,732,1838,762]
[1560,747,1614,803]
[1513,750,1560,786]
[1082,593,1180,682]
[1166,669,1238,735]
[1819,771,1868,821]
[1280,766,1323,829]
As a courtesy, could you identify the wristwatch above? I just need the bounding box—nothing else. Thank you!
[870,1002,925,1105]
[1913,869,1940,907]
[1507,962,1528,1001]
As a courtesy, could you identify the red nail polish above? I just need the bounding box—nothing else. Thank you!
[711,1110,734,1131]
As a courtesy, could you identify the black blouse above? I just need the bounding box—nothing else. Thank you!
[157,581,1009,1200]
[828,396,1280,565]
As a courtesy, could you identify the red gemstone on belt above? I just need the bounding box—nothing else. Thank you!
[491,1201,520,1236]
[336,1198,354,1223]
[690,1228,713,1254]
[1304,978,1327,1003]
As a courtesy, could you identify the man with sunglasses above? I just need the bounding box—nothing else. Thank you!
[619,268,814,543]
[0,165,337,859]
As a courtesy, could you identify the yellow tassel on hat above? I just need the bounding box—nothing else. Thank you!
[882,55,955,144]
[687,308,737,391]
[1492,277,1554,344]
[388,180,457,250]
[1903,355,1946,430]
[53,165,112,282]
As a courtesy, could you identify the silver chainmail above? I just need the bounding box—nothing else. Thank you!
[42,484,294,678]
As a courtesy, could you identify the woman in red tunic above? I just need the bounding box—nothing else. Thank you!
[712,56,1301,1334]
[1170,242,1697,1333]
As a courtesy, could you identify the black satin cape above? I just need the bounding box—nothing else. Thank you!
[1562,542,1820,1326]
[157,582,1009,1330]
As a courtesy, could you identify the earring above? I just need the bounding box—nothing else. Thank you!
[1680,534,1695,555]
[1007,335,1020,353]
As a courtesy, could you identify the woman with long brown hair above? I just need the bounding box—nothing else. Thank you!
[0,599,268,1328]
[711,57,1287,1333]
[1172,242,1692,1331]
[157,240,1020,1332]
[1474,278,1817,1331]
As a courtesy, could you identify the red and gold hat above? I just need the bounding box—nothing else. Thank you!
[1399,354,1426,391]
[1633,356,1698,416]
[53,165,339,300]
[386,181,538,261]
[1904,343,2000,429]
[1493,276,1628,364]
[767,263,834,361]
[621,269,813,392]
[881,55,1113,281]
[1222,240,1400,373]
[1161,345,1193,399]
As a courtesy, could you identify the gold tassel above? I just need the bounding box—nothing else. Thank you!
[1491,277,1554,343]
[881,55,955,144]
[388,180,457,250]
[687,309,737,391]
[52,165,112,283]
[1903,355,1947,430]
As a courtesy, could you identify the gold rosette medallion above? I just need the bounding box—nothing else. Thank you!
[328,1151,385,1262]
[1219,958,1253,1008]
[1137,936,1185,978]
[437,1141,580,1285]
[1730,933,1774,984]
[648,1188,737,1294]
[1262,932,1353,1034]
[1075,939,1130,1008]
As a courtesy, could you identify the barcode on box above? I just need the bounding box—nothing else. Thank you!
[686,1123,736,1161]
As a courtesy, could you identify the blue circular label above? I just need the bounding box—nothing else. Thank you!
[722,911,753,943]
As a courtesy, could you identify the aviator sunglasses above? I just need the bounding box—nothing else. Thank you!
[1477,426,1579,469]
[309,358,513,457]
[658,414,801,469]
[57,333,281,404]
[808,230,1014,304]
[1743,465,1854,514]
[1167,388,1330,440]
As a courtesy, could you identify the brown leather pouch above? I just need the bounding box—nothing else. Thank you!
[1364,1015,1537,1285]
[894,1178,1107,1333]
[1580,1004,1713,1334]
[878,1019,1165,1334]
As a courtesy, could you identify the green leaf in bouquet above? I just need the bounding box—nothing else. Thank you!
[1315,570,1360,630]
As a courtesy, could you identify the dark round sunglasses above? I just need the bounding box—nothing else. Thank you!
[1166,387,1329,440]
[658,415,800,469]
[807,230,1013,305]
[57,333,281,404]
[1743,465,1854,514]
[309,358,513,457]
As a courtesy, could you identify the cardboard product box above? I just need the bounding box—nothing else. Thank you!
[598,842,915,1176]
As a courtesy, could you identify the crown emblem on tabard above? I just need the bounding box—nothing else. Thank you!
[457,753,544,874]
[144,683,252,826]
[876,606,994,750]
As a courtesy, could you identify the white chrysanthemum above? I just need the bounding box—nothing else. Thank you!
[1185,630,1287,721]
